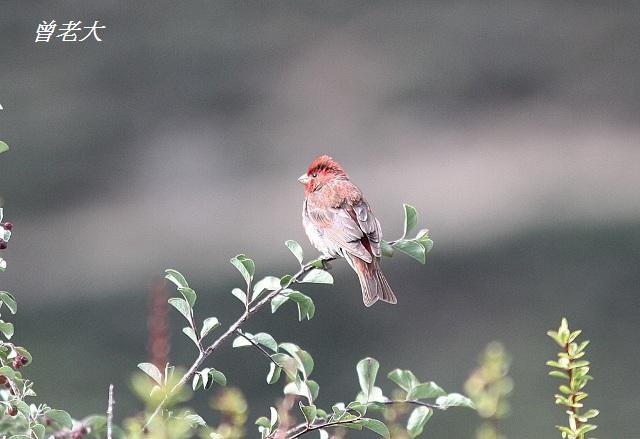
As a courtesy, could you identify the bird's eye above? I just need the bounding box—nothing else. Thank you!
[311,172,318,178]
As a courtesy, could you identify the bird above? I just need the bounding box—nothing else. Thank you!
[298,155,397,307]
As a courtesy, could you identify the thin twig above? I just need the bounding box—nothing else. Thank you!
[234,329,280,367]
[378,399,441,410]
[142,257,334,430]
[107,384,114,439]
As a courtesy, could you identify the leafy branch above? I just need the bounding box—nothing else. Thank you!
[547,318,599,439]
[256,357,475,439]
[138,204,440,436]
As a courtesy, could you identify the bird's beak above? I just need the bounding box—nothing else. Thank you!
[297,173,311,185]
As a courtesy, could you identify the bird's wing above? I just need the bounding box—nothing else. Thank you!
[353,199,382,258]
[304,199,373,263]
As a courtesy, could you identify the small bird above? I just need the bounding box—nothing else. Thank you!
[298,155,397,307]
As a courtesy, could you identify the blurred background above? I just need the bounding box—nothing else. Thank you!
[1,1,640,437]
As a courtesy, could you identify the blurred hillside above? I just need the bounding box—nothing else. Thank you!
[1,1,640,438]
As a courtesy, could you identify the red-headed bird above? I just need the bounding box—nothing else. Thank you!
[298,155,397,307]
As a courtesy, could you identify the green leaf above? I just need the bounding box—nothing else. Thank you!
[252,276,281,300]
[280,274,293,286]
[347,401,367,416]
[209,368,227,386]
[284,378,313,403]
[233,332,278,351]
[356,386,387,403]
[380,240,394,257]
[182,412,206,426]
[0,292,17,314]
[168,298,191,322]
[388,369,419,392]
[200,317,220,338]
[407,406,432,438]
[200,369,212,389]
[255,416,271,428]
[138,362,163,385]
[294,350,314,378]
[232,335,252,348]
[278,342,300,356]
[306,380,320,401]
[576,424,598,435]
[300,269,333,284]
[288,291,316,320]
[548,370,569,379]
[0,258,6,272]
[272,353,299,380]
[357,357,379,400]
[0,141,9,154]
[192,373,201,390]
[361,418,390,439]
[402,204,418,239]
[165,269,189,289]
[285,240,304,264]
[45,409,73,429]
[435,393,475,409]
[407,382,446,400]
[252,332,278,352]
[31,423,46,439]
[230,254,255,284]
[0,366,16,379]
[271,294,289,313]
[0,320,14,339]
[231,287,247,305]
[393,240,426,264]
[267,363,282,384]
[581,409,599,419]
[270,406,279,428]
[299,402,317,424]
[182,327,199,346]
[179,287,197,307]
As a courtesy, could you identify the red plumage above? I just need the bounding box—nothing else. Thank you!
[298,155,397,307]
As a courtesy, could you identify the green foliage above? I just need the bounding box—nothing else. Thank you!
[0,208,11,272]
[256,357,474,439]
[0,204,97,438]
[465,342,513,439]
[381,204,434,263]
[0,141,8,155]
[547,318,599,439]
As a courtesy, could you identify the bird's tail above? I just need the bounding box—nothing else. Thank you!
[346,255,397,307]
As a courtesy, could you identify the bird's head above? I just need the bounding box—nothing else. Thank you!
[298,155,347,194]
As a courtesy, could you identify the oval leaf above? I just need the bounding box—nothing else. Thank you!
[300,269,333,284]
[285,240,304,264]
[200,317,220,338]
[168,297,191,322]
[45,409,73,429]
[435,393,475,409]
[393,240,426,264]
[357,357,379,400]
[0,291,17,314]
[407,406,432,438]
[165,269,189,289]
[138,362,163,385]
[402,204,418,239]
[361,418,390,439]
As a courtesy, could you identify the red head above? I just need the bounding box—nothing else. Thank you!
[298,155,347,194]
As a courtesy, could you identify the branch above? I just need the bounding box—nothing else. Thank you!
[107,384,114,439]
[143,256,335,430]
[287,416,363,439]
[277,400,443,439]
